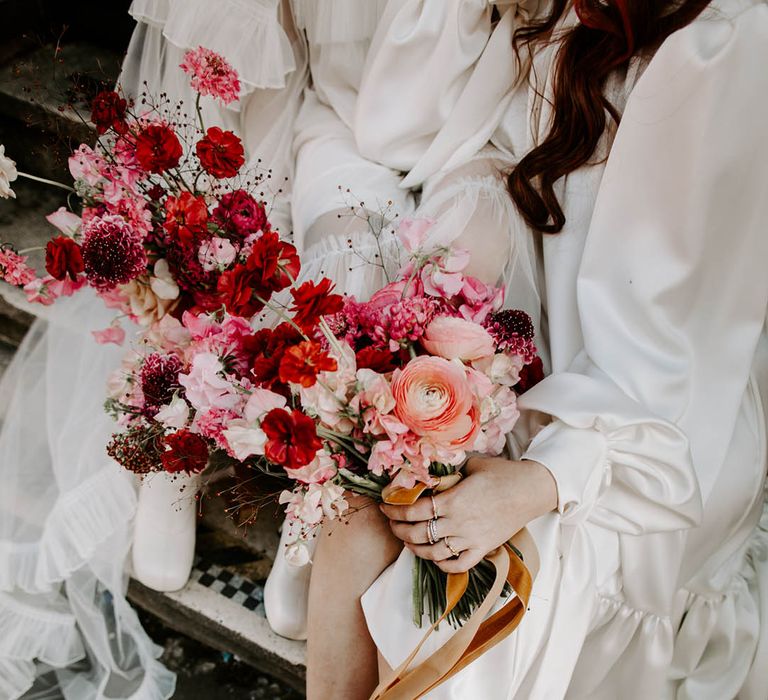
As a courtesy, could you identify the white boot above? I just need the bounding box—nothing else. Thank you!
[264,521,317,640]
[131,471,199,592]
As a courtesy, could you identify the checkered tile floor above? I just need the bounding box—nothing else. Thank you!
[190,557,266,613]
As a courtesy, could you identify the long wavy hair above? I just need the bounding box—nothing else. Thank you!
[507,0,711,234]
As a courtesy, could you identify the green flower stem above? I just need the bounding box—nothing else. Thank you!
[17,171,74,193]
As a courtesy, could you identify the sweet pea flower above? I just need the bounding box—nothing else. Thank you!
[473,352,524,387]
[149,259,180,300]
[46,207,81,236]
[421,248,471,298]
[92,323,126,346]
[155,394,191,429]
[284,449,338,485]
[178,352,238,412]
[68,144,105,186]
[222,420,268,460]
[397,218,434,253]
[244,389,287,423]
[0,145,18,199]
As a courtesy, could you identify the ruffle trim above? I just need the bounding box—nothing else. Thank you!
[293,0,388,44]
[0,465,137,594]
[129,0,296,91]
[0,591,84,668]
[0,659,36,699]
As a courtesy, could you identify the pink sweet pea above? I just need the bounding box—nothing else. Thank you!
[198,236,237,271]
[397,218,434,253]
[92,323,126,345]
[178,352,238,412]
[46,207,81,236]
[421,248,470,298]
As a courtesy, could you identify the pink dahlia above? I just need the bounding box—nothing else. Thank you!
[180,47,240,105]
[81,214,147,291]
[0,246,36,287]
[212,190,269,240]
[140,353,184,412]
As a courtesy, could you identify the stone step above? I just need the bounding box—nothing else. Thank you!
[0,40,121,180]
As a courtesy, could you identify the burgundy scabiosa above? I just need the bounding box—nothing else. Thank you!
[81,214,147,290]
[485,309,537,363]
[140,353,184,412]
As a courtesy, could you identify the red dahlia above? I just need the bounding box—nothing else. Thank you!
[135,124,183,174]
[81,215,147,291]
[196,127,244,179]
[161,430,209,474]
[91,90,128,135]
[250,323,304,390]
[164,192,209,246]
[245,231,300,293]
[212,189,269,239]
[45,236,84,281]
[290,278,344,331]
[278,341,338,388]
[261,408,322,469]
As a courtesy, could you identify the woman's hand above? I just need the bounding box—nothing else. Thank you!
[379,457,558,573]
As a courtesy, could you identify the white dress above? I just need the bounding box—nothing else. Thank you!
[289,0,768,698]
[0,2,307,697]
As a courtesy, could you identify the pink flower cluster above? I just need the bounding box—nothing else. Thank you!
[180,47,241,105]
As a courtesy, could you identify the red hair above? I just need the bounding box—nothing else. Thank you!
[507,0,711,234]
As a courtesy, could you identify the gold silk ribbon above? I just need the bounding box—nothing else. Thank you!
[369,480,539,700]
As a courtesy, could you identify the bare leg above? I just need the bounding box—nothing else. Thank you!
[306,496,401,699]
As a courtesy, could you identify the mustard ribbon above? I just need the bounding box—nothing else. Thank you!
[369,481,538,700]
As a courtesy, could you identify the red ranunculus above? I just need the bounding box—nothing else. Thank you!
[290,278,344,331]
[161,430,209,474]
[196,127,245,179]
[91,91,128,135]
[217,264,263,318]
[261,408,322,469]
[45,236,84,281]
[164,192,209,246]
[355,346,398,373]
[135,124,183,173]
[278,341,338,388]
[212,189,269,239]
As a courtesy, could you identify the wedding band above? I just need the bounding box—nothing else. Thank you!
[427,518,439,545]
[444,537,460,558]
[430,494,439,519]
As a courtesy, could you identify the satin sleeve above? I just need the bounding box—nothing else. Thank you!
[520,3,768,533]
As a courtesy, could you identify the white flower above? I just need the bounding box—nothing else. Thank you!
[243,388,287,422]
[0,145,18,199]
[178,352,238,412]
[155,394,190,429]
[222,420,268,460]
[149,259,180,301]
[284,541,312,567]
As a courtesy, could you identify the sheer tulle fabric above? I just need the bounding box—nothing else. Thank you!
[0,295,175,699]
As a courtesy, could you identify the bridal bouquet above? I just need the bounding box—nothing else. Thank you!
[0,46,278,343]
[267,219,543,626]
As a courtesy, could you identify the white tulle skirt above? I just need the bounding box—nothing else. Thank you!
[0,292,175,699]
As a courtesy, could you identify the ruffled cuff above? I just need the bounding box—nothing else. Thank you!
[519,369,702,534]
[523,420,608,523]
[130,0,296,92]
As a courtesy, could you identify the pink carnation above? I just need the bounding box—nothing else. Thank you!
[195,407,239,450]
[0,247,36,287]
[180,47,240,105]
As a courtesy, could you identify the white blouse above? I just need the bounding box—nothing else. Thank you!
[288,0,768,698]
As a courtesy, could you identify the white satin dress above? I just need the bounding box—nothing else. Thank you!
[287,0,768,698]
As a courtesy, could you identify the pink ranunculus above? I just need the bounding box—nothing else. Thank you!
[391,355,479,448]
[92,323,126,345]
[397,218,434,253]
[46,207,82,236]
[367,279,418,311]
[458,276,504,324]
[421,315,495,361]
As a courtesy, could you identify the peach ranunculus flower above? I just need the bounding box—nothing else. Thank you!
[420,315,495,362]
[392,355,479,448]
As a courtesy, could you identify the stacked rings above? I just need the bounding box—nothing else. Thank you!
[427,518,439,545]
